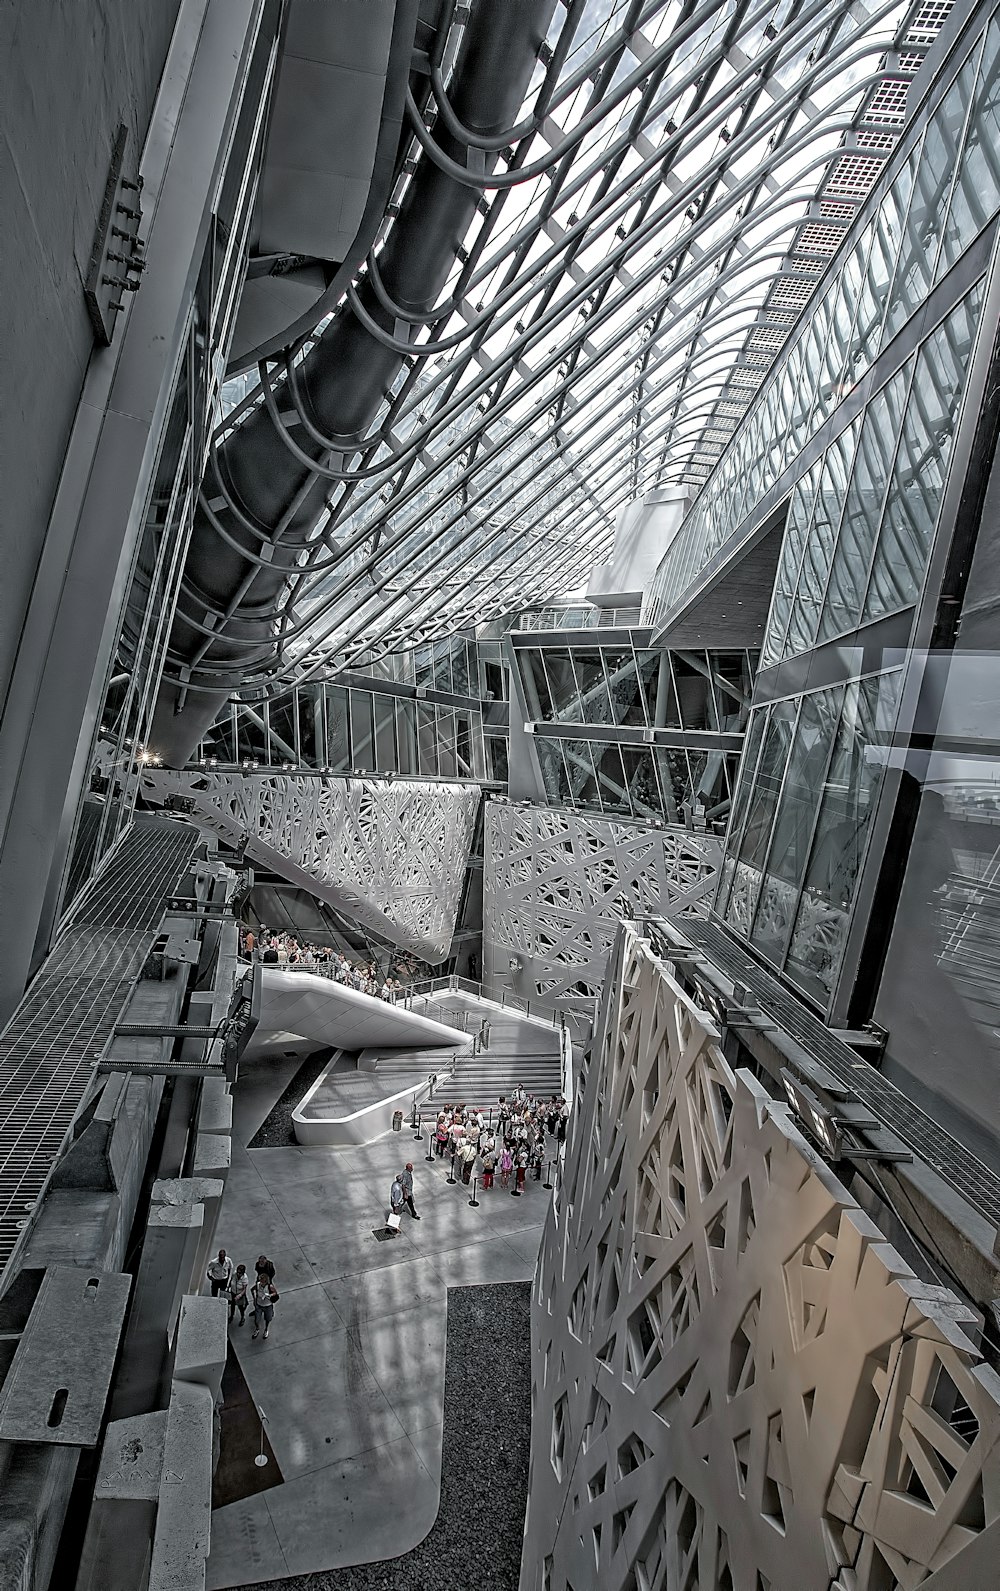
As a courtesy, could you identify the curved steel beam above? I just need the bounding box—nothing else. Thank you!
[152,0,560,765]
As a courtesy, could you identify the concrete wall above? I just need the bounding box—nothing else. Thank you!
[586,487,692,608]
[0,0,180,710]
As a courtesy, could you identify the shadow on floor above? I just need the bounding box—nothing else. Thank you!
[238,1280,532,1591]
[214,1341,285,1509]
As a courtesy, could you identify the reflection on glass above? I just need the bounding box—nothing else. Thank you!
[939,20,1000,276]
[542,649,581,721]
[724,700,797,935]
[817,364,910,643]
[785,671,901,1002]
[749,687,844,964]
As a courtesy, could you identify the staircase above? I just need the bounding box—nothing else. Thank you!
[412,997,564,1107]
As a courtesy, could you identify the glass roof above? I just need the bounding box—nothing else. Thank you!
[214,0,955,682]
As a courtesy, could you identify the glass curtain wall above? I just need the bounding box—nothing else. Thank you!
[718,670,902,1006]
[200,683,487,781]
[645,13,1000,628]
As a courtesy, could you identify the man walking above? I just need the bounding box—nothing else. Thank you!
[206,1248,233,1297]
[388,1173,405,1233]
[400,1162,420,1219]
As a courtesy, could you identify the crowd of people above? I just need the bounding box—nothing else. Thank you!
[240,928,413,1001]
[385,1089,569,1228]
[431,1087,569,1191]
[206,1249,280,1339]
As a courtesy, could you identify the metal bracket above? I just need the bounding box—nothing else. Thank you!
[83,124,145,344]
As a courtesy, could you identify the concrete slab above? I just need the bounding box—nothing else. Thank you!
[205,1492,288,1590]
[242,1280,347,1350]
[149,1380,214,1591]
[430,1236,538,1289]
[173,1295,228,1397]
[94,1410,168,1501]
[321,1254,448,1326]
[0,1267,131,1446]
[259,1432,437,1576]
[234,1326,405,1478]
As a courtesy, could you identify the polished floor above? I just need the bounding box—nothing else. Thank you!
[206,1052,547,1587]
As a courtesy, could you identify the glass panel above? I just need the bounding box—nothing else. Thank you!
[267,695,298,763]
[587,741,628,813]
[534,738,568,803]
[850,151,917,376]
[864,283,983,621]
[939,20,1000,275]
[323,686,349,768]
[374,694,396,771]
[884,65,976,341]
[673,655,713,729]
[350,691,376,771]
[816,228,869,418]
[572,650,613,723]
[724,699,797,937]
[562,737,602,804]
[785,671,901,1004]
[541,649,581,721]
[488,735,509,785]
[783,417,862,658]
[762,464,821,667]
[817,364,911,643]
[522,650,554,719]
[395,700,416,775]
[618,745,662,820]
[416,703,438,774]
[437,708,457,777]
[749,686,844,965]
[604,651,646,727]
[636,651,664,727]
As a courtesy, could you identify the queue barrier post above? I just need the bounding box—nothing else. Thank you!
[468,1177,480,1209]
[543,1160,554,1189]
[425,1127,435,1163]
[447,1147,458,1186]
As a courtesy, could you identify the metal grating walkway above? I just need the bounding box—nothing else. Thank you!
[0,815,199,1273]
[683,918,1000,1229]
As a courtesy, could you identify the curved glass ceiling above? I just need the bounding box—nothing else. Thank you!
[217,0,954,680]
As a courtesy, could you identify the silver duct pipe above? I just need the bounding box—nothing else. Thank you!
[153,0,559,765]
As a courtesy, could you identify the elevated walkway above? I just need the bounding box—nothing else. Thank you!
[242,968,471,1059]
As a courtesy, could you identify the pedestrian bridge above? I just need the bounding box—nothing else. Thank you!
[241,967,472,1059]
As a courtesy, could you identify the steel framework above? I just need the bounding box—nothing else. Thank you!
[156,0,956,756]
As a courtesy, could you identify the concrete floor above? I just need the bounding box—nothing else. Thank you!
[206,1052,547,1587]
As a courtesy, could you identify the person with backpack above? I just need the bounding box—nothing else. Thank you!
[481,1143,496,1191]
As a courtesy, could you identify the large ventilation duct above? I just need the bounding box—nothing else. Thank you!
[153,0,558,766]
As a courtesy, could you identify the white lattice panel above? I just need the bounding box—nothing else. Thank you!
[144,771,479,961]
[483,802,720,1010]
[523,925,1000,1591]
